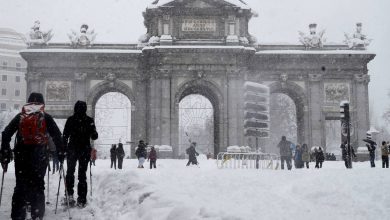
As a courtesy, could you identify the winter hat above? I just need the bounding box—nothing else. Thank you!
[28,92,45,104]
[74,100,87,116]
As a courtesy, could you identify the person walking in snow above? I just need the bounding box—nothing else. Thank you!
[116,143,125,169]
[49,136,60,174]
[186,142,199,166]
[63,101,98,207]
[315,147,325,169]
[366,141,376,168]
[294,144,303,169]
[381,141,389,168]
[277,136,292,170]
[302,144,310,169]
[148,146,157,169]
[0,92,64,220]
[135,140,147,168]
[110,144,117,169]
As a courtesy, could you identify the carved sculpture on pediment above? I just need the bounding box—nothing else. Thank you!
[27,20,53,46]
[344,23,372,49]
[299,23,326,49]
[68,24,97,47]
[46,81,72,101]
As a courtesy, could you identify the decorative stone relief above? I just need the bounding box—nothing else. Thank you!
[46,81,71,101]
[324,83,350,103]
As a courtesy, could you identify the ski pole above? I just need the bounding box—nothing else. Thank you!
[0,164,7,207]
[62,166,72,219]
[89,161,92,197]
[55,165,63,214]
[46,163,51,204]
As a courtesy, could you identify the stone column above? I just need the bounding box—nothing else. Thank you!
[308,74,325,148]
[26,72,43,97]
[353,74,370,148]
[227,70,245,147]
[74,73,87,102]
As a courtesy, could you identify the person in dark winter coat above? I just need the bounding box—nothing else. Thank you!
[110,144,117,169]
[135,140,147,168]
[315,147,325,169]
[366,140,376,168]
[63,101,98,207]
[302,144,310,169]
[186,142,199,166]
[148,146,157,169]
[0,92,64,220]
[381,141,389,168]
[276,136,292,170]
[116,143,125,169]
[294,145,303,169]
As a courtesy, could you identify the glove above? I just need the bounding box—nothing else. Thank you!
[0,149,12,172]
[58,151,66,164]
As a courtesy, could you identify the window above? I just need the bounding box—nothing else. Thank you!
[15,89,20,97]
[14,104,20,110]
[2,62,7,70]
[15,76,20,82]
[1,89,6,96]
[16,63,21,71]
[1,103,6,110]
[2,75,7,81]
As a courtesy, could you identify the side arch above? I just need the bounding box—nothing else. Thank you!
[268,81,308,144]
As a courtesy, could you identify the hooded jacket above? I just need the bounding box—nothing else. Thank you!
[63,101,98,151]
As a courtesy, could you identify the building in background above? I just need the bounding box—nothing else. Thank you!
[0,28,27,111]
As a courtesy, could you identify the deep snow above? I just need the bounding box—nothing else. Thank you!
[0,157,389,220]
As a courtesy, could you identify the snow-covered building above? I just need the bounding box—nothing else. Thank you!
[20,0,375,158]
[0,28,27,111]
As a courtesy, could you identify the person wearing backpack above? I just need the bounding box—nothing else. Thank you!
[0,92,64,220]
[186,142,199,166]
[148,146,157,169]
[63,101,98,207]
[116,143,125,169]
[135,140,147,168]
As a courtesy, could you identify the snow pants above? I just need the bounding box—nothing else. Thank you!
[150,160,157,169]
[280,156,292,170]
[186,158,198,166]
[12,146,48,220]
[66,148,90,205]
[382,156,389,168]
[370,153,375,168]
[138,157,146,168]
[111,157,116,169]
[118,157,124,169]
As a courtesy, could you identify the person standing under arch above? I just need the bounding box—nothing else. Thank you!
[63,101,98,207]
[186,142,199,166]
[277,136,292,170]
[110,144,117,169]
[135,140,147,168]
[116,143,125,169]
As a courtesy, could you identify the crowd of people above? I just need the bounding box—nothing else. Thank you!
[277,136,325,170]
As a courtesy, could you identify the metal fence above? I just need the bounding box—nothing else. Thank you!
[216,152,280,170]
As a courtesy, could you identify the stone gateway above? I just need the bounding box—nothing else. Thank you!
[20,0,375,158]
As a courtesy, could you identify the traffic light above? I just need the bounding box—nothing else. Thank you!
[340,101,350,119]
[243,82,270,138]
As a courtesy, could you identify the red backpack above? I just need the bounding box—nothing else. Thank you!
[19,103,49,145]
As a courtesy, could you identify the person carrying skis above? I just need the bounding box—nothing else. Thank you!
[63,101,98,207]
[0,92,64,220]
[110,144,117,169]
[116,143,125,169]
[135,140,147,168]
[148,146,157,169]
[186,142,199,166]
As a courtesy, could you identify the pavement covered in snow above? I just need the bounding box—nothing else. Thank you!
[0,157,389,220]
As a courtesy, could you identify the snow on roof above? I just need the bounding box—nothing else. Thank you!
[256,50,374,55]
[148,0,250,10]
[143,45,256,51]
[21,48,142,54]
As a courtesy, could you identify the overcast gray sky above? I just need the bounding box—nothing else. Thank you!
[1,0,389,126]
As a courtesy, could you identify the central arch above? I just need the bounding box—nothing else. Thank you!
[174,79,223,158]
[268,82,307,146]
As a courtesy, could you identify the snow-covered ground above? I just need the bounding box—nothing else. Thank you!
[0,157,389,220]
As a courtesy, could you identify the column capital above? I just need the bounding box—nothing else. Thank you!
[308,74,323,82]
[74,72,87,81]
[354,74,370,84]
[25,72,43,81]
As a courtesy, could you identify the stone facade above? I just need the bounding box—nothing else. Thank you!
[20,0,375,157]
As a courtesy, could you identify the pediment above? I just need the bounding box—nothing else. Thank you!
[184,0,213,8]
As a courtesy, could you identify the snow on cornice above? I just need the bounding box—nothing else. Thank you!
[148,0,251,10]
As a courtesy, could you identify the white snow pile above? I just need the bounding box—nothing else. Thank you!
[0,159,389,220]
[227,145,252,153]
